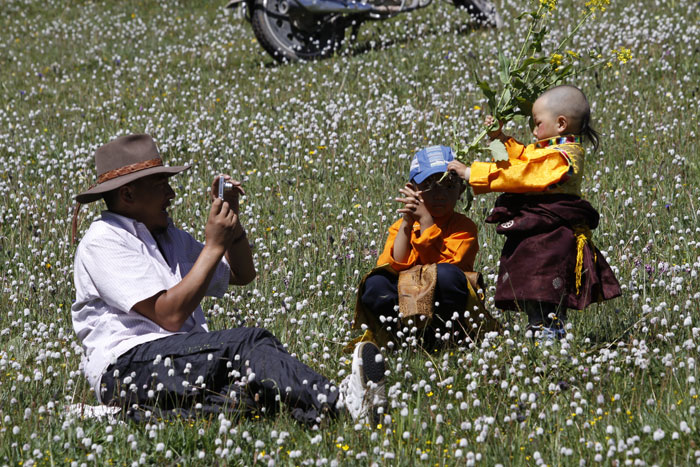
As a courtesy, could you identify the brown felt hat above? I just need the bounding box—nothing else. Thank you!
[75,134,189,204]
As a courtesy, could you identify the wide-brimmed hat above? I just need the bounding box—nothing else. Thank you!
[74,134,189,204]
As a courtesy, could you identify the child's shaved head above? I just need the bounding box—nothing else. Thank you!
[537,85,590,134]
[536,85,599,150]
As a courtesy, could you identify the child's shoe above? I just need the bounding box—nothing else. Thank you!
[338,342,387,425]
[528,325,567,342]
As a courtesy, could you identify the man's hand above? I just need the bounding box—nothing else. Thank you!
[447,160,470,181]
[205,198,239,254]
[211,175,245,215]
[209,175,254,285]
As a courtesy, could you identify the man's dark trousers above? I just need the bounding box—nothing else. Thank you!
[101,327,338,424]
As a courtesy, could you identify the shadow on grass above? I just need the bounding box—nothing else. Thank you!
[579,307,640,351]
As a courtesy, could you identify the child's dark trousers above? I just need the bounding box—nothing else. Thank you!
[360,263,470,350]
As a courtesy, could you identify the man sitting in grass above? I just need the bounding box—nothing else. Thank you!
[71,134,386,425]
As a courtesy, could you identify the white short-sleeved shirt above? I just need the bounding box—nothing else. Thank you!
[72,211,231,401]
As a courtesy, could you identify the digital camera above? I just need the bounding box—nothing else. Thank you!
[218,175,234,199]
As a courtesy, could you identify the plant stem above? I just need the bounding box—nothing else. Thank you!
[494,4,544,119]
[554,11,593,54]
[468,127,489,150]
[514,5,544,70]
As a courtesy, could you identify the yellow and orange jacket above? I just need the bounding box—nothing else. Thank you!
[469,135,584,196]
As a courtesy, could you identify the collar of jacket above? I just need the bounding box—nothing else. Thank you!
[536,135,582,148]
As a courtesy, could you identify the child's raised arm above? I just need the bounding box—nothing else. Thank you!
[393,183,434,263]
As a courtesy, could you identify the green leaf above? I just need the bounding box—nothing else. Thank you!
[513,114,528,126]
[531,27,547,53]
[514,56,547,74]
[514,96,533,117]
[477,80,496,101]
[554,64,574,81]
[498,52,510,84]
[501,88,511,109]
[498,111,515,122]
[489,139,509,162]
[476,79,497,113]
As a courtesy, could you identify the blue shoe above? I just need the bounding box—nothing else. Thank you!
[528,325,566,342]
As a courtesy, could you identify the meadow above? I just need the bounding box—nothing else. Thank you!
[1,0,699,464]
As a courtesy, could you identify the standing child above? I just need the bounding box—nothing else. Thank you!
[448,85,621,339]
[352,145,498,351]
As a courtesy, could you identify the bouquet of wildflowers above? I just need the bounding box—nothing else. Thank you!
[456,0,632,162]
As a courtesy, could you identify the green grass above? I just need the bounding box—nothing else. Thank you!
[1,0,699,464]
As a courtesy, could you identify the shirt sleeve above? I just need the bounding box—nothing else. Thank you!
[376,216,479,272]
[411,216,478,271]
[469,137,571,195]
[80,235,174,314]
[376,219,420,271]
[167,227,231,298]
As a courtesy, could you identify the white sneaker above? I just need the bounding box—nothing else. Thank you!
[338,342,386,425]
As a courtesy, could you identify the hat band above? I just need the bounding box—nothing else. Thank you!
[96,158,163,184]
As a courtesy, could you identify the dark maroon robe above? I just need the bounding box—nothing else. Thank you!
[486,194,621,311]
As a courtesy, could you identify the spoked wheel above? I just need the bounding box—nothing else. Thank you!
[251,0,345,62]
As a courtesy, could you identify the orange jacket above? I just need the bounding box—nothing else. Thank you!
[469,136,583,195]
[377,212,479,272]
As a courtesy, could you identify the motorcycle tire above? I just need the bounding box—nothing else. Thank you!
[251,0,345,62]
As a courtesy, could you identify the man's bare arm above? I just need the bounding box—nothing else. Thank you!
[225,229,256,285]
[133,198,236,331]
[212,175,256,285]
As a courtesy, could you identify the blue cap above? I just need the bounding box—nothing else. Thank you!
[409,145,455,184]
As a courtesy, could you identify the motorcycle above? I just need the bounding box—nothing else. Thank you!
[226,0,501,63]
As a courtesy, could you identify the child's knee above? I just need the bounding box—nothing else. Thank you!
[361,273,398,310]
[435,263,467,291]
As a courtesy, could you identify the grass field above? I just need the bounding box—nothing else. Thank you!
[1,0,699,464]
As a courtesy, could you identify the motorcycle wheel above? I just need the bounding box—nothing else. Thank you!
[251,0,345,62]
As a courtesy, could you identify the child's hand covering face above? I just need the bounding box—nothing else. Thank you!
[414,173,464,219]
[396,183,431,224]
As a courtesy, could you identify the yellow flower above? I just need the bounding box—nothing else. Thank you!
[566,50,579,59]
[539,0,557,10]
[585,0,610,12]
[549,53,563,66]
[612,46,633,63]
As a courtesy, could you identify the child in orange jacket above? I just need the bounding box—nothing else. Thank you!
[356,145,482,351]
[449,85,620,340]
